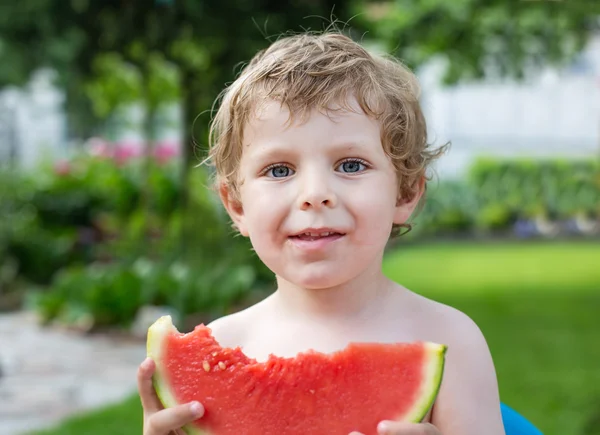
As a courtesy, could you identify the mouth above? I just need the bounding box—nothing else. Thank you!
[289,229,346,243]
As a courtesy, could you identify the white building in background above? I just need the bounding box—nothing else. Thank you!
[0,69,67,168]
[1,35,599,174]
[420,34,600,179]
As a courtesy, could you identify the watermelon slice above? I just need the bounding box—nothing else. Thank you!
[147,315,447,435]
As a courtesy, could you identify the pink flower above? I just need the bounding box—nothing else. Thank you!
[87,137,113,159]
[153,140,180,164]
[54,160,71,176]
[113,140,144,165]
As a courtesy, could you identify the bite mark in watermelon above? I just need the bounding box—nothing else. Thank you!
[147,315,447,435]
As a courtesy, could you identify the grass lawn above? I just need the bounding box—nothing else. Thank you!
[31,240,600,435]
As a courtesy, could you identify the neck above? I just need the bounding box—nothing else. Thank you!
[271,261,394,324]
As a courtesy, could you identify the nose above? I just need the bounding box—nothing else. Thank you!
[297,170,338,210]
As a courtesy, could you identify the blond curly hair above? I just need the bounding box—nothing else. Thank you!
[206,32,446,236]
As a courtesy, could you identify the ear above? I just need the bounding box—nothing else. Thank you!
[393,176,426,225]
[219,183,249,237]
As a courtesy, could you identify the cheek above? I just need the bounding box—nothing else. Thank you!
[241,190,289,274]
[240,186,287,234]
[348,181,397,234]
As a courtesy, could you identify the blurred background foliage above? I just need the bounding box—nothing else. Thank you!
[1,0,599,151]
[0,153,273,326]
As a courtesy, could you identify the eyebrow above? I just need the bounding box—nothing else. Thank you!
[245,137,376,165]
[248,139,371,152]
[245,143,294,163]
[329,140,371,151]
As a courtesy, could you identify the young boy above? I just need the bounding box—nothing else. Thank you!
[137,32,506,435]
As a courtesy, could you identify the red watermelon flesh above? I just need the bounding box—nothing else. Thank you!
[147,315,447,435]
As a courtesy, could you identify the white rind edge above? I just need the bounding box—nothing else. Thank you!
[401,341,448,423]
[146,315,207,435]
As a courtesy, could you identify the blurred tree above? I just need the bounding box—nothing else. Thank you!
[84,53,144,140]
[355,0,600,84]
[2,1,599,148]
[0,0,343,151]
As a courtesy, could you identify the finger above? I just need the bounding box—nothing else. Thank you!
[146,402,204,434]
[137,358,163,413]
[377,421,439,434]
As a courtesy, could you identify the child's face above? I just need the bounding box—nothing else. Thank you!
[221,98,421,290]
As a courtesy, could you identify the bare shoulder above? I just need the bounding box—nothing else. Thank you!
[206,296,271,349]
[399,289,487,350]
[424,296,487,347]
[206,312,246,348]
[408,292,505,434]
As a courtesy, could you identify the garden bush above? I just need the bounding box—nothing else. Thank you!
[410,157,599,238]
[2,145,272,327]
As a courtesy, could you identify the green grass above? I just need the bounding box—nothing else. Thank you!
[31,240,600,435]
[30,394,144,435]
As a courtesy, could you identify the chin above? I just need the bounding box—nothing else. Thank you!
[294,277,341,290]
[280,265,352,290]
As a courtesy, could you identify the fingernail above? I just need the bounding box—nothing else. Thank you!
[377,421,390,433]
[141,358,151,369]
[190,401,203,416]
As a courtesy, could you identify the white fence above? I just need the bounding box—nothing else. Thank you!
[0,70,66,168]
[421,35,600,179]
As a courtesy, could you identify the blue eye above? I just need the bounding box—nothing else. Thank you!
[267,165,294,178]
[338,160,367,173]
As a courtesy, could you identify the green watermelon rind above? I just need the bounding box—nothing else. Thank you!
[399,341,447,423]
[147,315,447,433]
[147,316,209,435]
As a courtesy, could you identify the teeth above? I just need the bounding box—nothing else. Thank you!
[301,231,333,237]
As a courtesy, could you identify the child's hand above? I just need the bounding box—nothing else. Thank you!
[137,357,205,435]
[350,421,441,435]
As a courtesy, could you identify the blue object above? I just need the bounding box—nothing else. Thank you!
[501,403,543,435]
